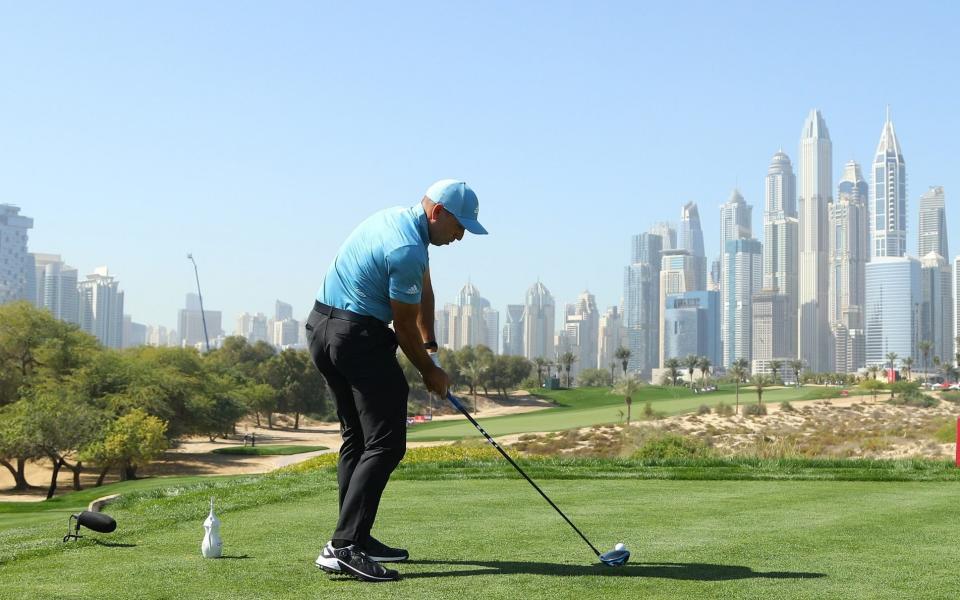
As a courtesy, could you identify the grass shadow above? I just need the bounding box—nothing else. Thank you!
[402,560,826,581]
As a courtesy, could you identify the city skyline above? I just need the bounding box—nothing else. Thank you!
[2,4,959,337]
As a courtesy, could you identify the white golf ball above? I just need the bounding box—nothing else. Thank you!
[614,543,626,551]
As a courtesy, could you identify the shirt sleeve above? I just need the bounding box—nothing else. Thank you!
[385,245,426,304]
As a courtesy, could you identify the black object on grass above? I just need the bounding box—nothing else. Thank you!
[64,511,117,542]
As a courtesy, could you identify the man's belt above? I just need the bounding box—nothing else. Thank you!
[313,301,386,327]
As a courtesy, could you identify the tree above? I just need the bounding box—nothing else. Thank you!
[21,389,105,498]
[886,352,898,375]
[461,360,486,409]
[684,355,699,387]
[788,359,803,387]
[730,358,750,415]
[859,378,885,403]
[612,376,643,426]
[769,359,783,384]
[901,356,914,381]
[82,408,169,482]
[751,374,772,407]
[533,357,547,387]
[0,403,39,490]
[664,358,681,386]
[559,352,577,388]
[615,347,631,378]
[697,356,711,385]
[261,349,328,430]
[918,340,933,384]
[867,364,881,381]
[578,368,613,387]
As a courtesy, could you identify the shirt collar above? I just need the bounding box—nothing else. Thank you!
[413,204,430,248]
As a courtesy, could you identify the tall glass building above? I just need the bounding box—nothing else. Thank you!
[663,290,720,367]
[871,110,907,258]
[865,257,920,365]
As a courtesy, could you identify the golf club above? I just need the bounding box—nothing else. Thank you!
[446,392,629,567]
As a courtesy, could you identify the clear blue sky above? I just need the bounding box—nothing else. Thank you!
[2,2,958,331]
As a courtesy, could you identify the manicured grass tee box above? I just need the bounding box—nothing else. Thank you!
[1,455,958,599]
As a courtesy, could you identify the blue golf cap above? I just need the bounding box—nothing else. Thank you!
[425,179,488,235]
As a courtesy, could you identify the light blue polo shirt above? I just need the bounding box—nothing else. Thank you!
[317,205,430,323]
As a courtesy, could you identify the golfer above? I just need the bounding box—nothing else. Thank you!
[307,180,487,582]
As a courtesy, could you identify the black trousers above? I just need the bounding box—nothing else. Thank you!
[305,304,408,545]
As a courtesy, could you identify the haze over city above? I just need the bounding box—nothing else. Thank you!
[3,2,959,335]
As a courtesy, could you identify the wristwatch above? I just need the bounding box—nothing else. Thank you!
[423,340,439,351]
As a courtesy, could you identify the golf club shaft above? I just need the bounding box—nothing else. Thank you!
[446,392,601,557]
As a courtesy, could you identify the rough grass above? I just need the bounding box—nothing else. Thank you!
[2,451,960,599]
[211,445,327,456]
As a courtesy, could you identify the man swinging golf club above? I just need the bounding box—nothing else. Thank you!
[306,179,487,582]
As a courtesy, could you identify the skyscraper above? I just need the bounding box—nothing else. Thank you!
[918,186,948,259]
[648,222,676,251]
[32,253,80,325]
[597,306,624,373]
[662,290,720,367]
[680,202,707,290]
[871,109,907,259]
[178,293,223,349]
[720,189,752,249]
[865,257,919,365]
[502,304,525,356]
[762,151,799,361]
[722,238,762,365]
[0,205,34,305]
[798,109,832,373]
[78,267,125,349]
[446,282,487,350]
[920,253,953,364]
[829,161,870,372]
[659,249,700,366]
[624,232,662,376]
[562,291,599,379]
[275,300,293,321]
[523,281,555,360]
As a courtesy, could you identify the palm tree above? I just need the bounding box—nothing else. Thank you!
[752,373,772,406]
[559,352,577,388]
[788,359,803,387]
[697,356,711,385]
[664,357,681,386]
[545,360,555,383]
[867,364,881,381]
[769,359,783,385]
[918,340,932,384]
[612,375,642,426]
[885,352,898,377]
[901,356,914,381]
[615,347,631,378]
[944,364,959,384]
[731,357,750,415]
[684,355,700,388]
[533,357,547,387]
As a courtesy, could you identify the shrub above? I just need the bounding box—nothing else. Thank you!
[643,401,655,418]
[696,404,711,415]
[889,389,939,408]
[630,432,709,460]
[779,401,795,412]
[941,391,960,404]
[743,403,768,416]
[715,402,734,417]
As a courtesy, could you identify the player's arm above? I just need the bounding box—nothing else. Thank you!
[392,299,448,397]
[417,267,436,346]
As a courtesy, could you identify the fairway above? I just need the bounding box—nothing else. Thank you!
[2,467,957,599]
[410,385,851,441]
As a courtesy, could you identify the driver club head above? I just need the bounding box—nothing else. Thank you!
[599,548,630,567]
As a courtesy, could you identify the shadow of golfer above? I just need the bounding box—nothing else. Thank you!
[401,560,826,581]
[91,540,137,548]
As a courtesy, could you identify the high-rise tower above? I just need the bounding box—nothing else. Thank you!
[918,186,948,260]
[871,108,907,258]
[680,202,707,290]
[829,161,870,372]
[798,109,832,373]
